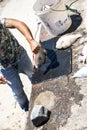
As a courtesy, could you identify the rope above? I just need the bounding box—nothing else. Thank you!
[50,0,80,15]
[65,5,80,15]
[65,0,80,15]
[68,0,79,7]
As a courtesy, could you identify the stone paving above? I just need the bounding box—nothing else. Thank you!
[0,0,87,130]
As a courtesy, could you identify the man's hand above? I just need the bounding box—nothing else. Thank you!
[30,40,41,54]
[0,76,7,84]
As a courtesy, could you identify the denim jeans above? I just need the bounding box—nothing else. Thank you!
[0,51,33,111]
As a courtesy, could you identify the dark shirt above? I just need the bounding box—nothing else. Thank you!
[0,17,24,68]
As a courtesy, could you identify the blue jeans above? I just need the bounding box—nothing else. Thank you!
[0,51,33,111]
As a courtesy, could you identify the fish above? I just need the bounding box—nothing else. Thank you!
[72,65,87,78]
[77,33,87,45]
[56,33,82,49]
[33,22,47,68]
[33,48,47,68]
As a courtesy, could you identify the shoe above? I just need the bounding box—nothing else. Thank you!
[21,111,29,125]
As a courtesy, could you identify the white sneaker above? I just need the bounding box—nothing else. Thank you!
[21,111,29,125]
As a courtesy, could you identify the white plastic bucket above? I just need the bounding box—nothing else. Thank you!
[33,0,72,36]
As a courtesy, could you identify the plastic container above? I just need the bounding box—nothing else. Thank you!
[33,0,72,36]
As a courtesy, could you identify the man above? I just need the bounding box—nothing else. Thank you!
[0,17,43,118]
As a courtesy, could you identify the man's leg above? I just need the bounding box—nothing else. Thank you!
[0,66,29,112]
[17,51,34,80]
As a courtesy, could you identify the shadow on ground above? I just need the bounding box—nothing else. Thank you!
[62,14,82,34]
[32,14,82,84]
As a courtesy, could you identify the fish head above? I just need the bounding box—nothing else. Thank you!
[33,48,47,69]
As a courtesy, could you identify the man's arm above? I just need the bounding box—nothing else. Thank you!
[4,18,41,53]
